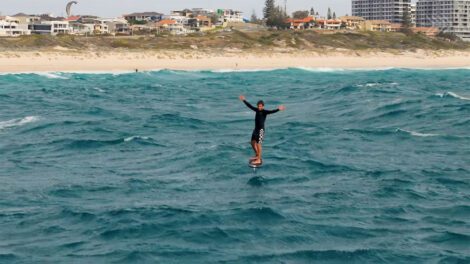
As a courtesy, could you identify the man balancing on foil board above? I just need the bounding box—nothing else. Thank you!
[239,95,285,167]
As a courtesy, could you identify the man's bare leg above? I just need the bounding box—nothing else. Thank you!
[252,143,262,164]
[250,140,258,161]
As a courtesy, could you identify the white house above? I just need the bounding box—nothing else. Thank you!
[29,20,71,35]
[0,16,31,36]
[217,9,244,23]
[92,19,110,34]
[124,12,163,22]
[12,14,39,33]
[69,22,94,35]
[107,19,130,34]
[156,19,195,35]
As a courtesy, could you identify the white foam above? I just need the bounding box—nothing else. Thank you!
[446,92,470,101]
[1,67,470,76]
[295,67,398,72]
[295,67,346,72]
[124,136,150,142]
[396,128,439,137]
[0,116,40,130]
[92,87,105,93]
[435,92,470,101]
[356,82,399,88]
[211,68,285,73]
[35,72,68,79]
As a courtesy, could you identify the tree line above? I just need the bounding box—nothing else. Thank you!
[253,0,338,28]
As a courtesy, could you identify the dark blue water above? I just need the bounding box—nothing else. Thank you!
[0,68,469,263]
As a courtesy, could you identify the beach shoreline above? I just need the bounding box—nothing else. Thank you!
[1,50,470,72]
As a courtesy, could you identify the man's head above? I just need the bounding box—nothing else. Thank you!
[257,100,265,111]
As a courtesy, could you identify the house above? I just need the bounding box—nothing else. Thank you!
[64,16,88,35]
[390,23,403,32]
[66,16,129,35]
[102,18,130,35]
[156,19,176,34]
[170,10,193,17]
[64,15,81,22]
[156,19,177,30]
[339,16,364,30]
[29,20,71,35]
[77,15,99,24]
[217,9,244,23]
[412,27,439,37]
[287,17,315,30]
[0,16,31,36]
[156,19,195,35]
[359,20,392,32]
[164,15,198,29]
[316,19,342,30]
[164,15,187,25]
[92,19,109,34]
[129,24,154,33]
[12,13,40,33]
[191,8,215,17]
[69,22,94,35]
[124,12,163,22]
[196,15,212,29]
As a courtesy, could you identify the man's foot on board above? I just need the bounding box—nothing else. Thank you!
[251,159,262,165]
[250,156,257,161]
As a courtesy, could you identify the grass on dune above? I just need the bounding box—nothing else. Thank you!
[0,29,468,52]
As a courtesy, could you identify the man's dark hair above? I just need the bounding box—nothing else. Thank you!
[257,100,265,106]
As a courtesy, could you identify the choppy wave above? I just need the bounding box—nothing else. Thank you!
[35,72,69,79]
[210,68,285,73]
[0,68,469,263]
[0,116,39,131]
[396,128,440,137]
[356,82,399,87]
[2,67,470,76]
[124,136,151,142]
[435,91,470,101]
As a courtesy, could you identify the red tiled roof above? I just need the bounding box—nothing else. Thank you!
[412,27,439,34]
[65,16,80,21]
[287,17,314,23]
[157,19,176,26]
[317,19,342,24]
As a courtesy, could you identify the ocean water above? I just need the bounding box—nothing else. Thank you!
[0,68,469,263]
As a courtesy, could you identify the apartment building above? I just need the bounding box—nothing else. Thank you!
[352,0,412,23]
[411,4,417,25]
[416,0,470,41]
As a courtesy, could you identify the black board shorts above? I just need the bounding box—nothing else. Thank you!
[251,129,265,144]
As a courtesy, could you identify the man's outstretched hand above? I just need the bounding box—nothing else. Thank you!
[239,95,246,101]
[278,105,286,111]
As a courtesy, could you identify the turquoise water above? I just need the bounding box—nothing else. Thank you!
[0,68,469,263]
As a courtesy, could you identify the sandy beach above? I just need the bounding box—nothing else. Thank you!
[1,50,470,72]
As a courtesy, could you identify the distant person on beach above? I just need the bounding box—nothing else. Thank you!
[239,95,285,165]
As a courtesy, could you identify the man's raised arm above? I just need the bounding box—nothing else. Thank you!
[265,105,286,114]
[239,95,257,111]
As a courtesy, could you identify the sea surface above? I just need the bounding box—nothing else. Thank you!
[0,68,469,263]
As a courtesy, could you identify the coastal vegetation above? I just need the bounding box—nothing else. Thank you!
[0,29,468,52]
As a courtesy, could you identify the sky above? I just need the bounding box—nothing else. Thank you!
[1,0,354,18]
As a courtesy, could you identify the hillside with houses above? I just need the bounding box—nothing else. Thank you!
[1,1,469,52]
[0,8,244,36]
